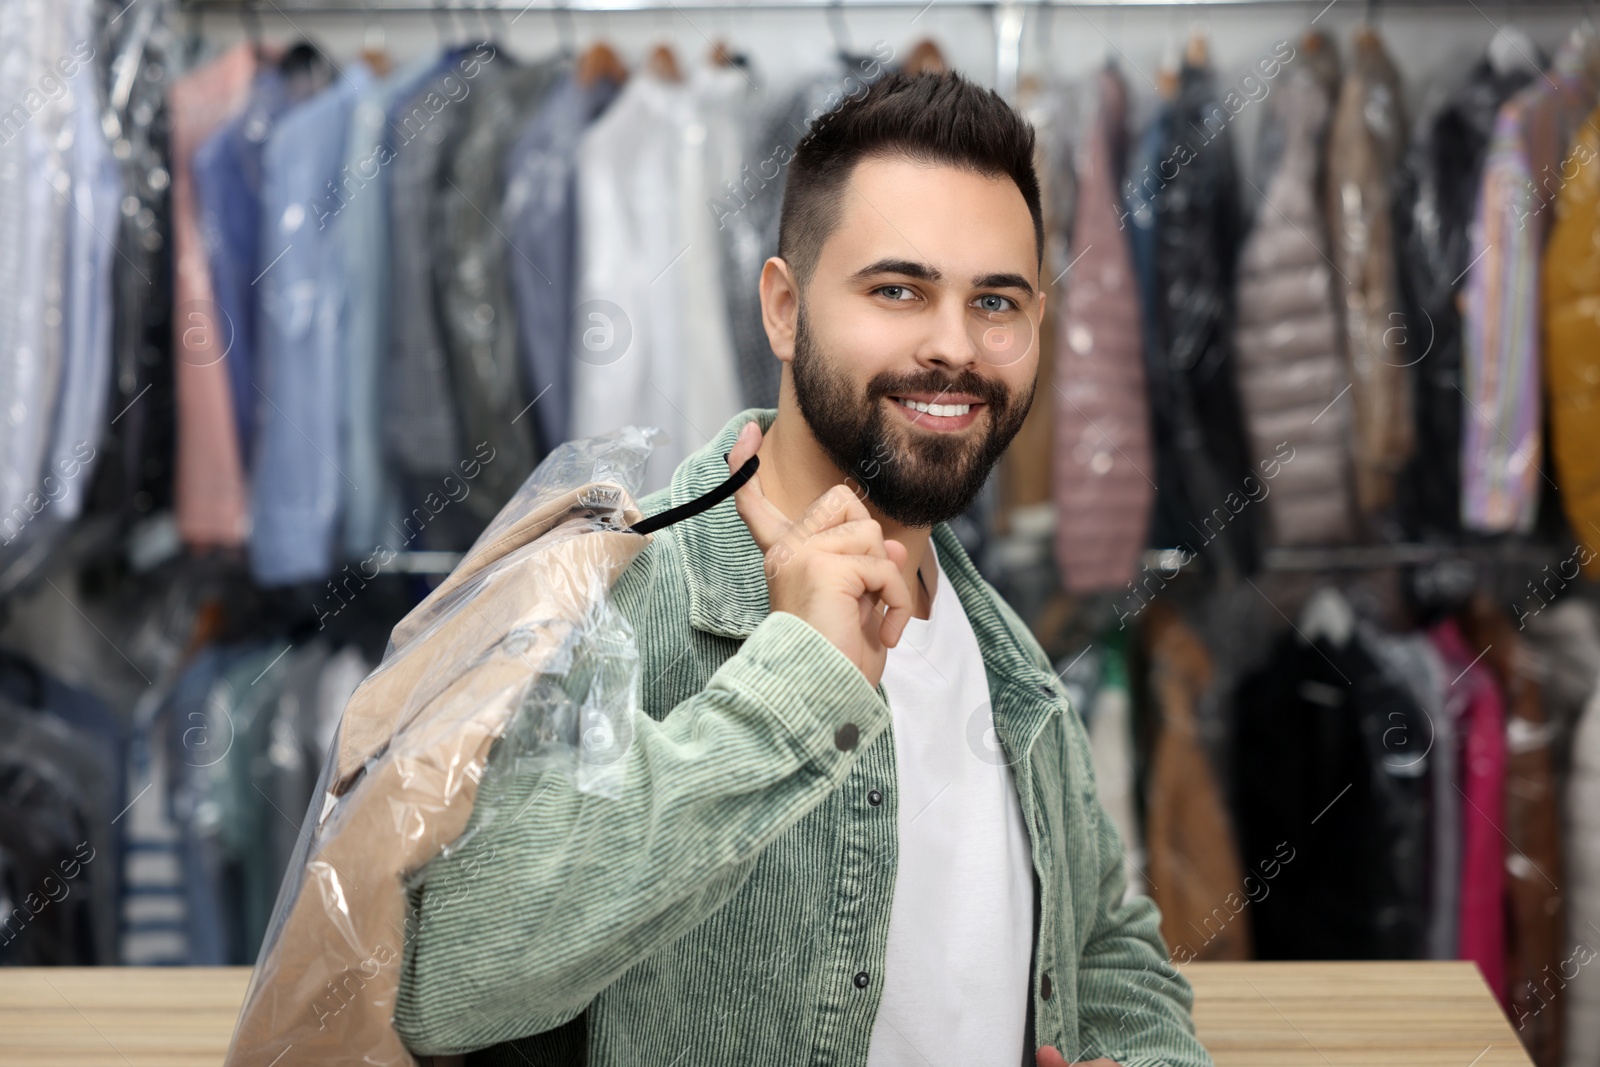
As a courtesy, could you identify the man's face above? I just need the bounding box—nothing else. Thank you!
[784,155,1042,528]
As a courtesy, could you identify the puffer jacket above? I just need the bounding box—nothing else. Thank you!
[1135,63,1258,576]
[1326,28,1411,525]
[1542,101,1600,579]
[1052,65,1153,591]
[1396,54,1538,538]
[1233,63,1355,546]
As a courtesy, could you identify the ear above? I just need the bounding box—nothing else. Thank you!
[759,256,801,364]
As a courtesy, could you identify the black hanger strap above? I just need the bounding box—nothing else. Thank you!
[625,454,758,536]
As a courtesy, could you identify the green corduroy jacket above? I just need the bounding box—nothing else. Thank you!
[394,408,1212,1067]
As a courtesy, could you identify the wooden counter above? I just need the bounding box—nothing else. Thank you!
[0,960,1532,1066]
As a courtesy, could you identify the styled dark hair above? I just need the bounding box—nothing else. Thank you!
[778,70,1044,291]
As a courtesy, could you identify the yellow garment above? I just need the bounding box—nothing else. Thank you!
[1542,102,1600,579]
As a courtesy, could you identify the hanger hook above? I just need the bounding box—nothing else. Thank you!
[827,0,851,59]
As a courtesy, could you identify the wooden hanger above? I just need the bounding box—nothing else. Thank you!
[647,42,683,83]
[904,38,948,75]
[577,40,628,88]
[1184,29,1209,69]
[708,39,737,68]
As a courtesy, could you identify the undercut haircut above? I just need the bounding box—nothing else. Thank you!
[777,69,1044,292]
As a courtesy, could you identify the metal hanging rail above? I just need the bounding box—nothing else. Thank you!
[178,0,1585,10]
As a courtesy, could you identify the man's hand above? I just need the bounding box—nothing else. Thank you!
[728,421,913,689]
[1036,1049,1118,1067]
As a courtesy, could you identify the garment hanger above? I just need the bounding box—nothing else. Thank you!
[1183,25,1209,70]
[242,0,265,64]
[904,38,949,75]
[707,39,750,72]
[577,39,628,88]
[1299,587,1356,649]
[360,18,392,78]
[553,0,577,60]
[1156,39,1180,100]
[647,42,684,83]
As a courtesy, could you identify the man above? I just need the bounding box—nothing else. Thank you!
[396,70,1210,1067]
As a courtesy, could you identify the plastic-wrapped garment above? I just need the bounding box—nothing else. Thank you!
[1141,602,1251,962]
[1429,618,1507,1003]
[1566,671,1600,1067]
[1397,53,1539,538]
[93,0,178,520]
[1233,63,1354,547]
[225,429,664,1066]
[1462,34,1597,534]
[1542,101,1600,579]
[1233,621,1430,960]
[169,43,258,547]
[434,57,561,521]
[1051,66,1152,592]
[1136,64,1258,576]
[1462,597,1564,1067]
[1326,28,1411,524]
[1522,600,1600,799]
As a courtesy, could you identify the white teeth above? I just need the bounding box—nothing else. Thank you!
[896,397,972,417]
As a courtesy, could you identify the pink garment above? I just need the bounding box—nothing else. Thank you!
[169,45,257,547]
[1429,618,1508,1007]
[1052,66,1152,593]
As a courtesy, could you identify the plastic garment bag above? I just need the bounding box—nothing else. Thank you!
[224,427,748,1066]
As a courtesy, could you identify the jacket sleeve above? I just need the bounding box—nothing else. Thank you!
[392,608,889,1056]
[1074,795,1214,1067]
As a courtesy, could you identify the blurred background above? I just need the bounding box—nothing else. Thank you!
[2,0,1600,1064]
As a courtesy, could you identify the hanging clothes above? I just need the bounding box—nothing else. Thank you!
[387,58,478,479]
[1429,617,1508,1005]
[169,43,259,548]
[1542,99,1600,580]
[1131,62,1258,576]
[250,63,375,586]
[1051,65,1153,593]
[997,75,1076,521]
[1354,621,1455,958]
[335,51,451,559]
[433,54,563,521]
[1397,47,1539,539]
[1141,601,1251,961]
[1325,27,1411,529]
[1462,33,1597,534]
[192,59,330,466]
[1233,54,1356,546]
[1233,620,1430,960]
[1566,669,1600,1067]
[1462,597,1565,1067]
[503,67,624,457]
[718,55,890,411]
[570,67,746,493]
[92,0,178,522]
[51,0,121,526]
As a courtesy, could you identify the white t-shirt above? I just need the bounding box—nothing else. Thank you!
[867,540,1036,1067]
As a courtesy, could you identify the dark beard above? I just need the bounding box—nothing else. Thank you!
[789,303,1035,528]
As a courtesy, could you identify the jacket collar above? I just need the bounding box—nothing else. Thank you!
[664,410,1057,718]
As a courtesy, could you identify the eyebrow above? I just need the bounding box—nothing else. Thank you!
[849,258,1036,297]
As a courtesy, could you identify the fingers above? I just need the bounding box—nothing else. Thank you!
[1034,1047,1070,1067]
[842,555,913,648]
[728,422,792,552]
[795,519,891,560]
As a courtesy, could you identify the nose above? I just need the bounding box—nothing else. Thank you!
[914,297,983,373]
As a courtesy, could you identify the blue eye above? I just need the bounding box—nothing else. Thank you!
[977,294,1017,313]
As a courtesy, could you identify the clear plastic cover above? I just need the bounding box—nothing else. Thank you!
[224,427,660,1066]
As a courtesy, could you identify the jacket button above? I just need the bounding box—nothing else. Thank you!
[853,970,871,989]
[834,723,859,751]
[1041,972,1053,1000]
[867,789,883,806]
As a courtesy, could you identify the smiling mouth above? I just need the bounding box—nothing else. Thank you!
[886,394,986,432]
